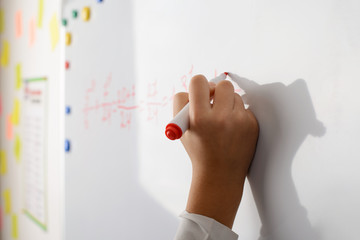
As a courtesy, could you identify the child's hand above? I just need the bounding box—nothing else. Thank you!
[173,74,259,228]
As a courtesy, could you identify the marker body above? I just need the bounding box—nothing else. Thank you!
[165,73,227,140]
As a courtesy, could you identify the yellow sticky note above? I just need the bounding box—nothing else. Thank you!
[14,135,21,163]
[38,0,44,28]
[3,189,11,214]
[0,9,4,33]
[12,214,18,239]
[11,99,21,126]
[81,7,91,21]
[15,64,22,90]
[49,14,60,51]
[0,40,10,67]
[0,150,7,175]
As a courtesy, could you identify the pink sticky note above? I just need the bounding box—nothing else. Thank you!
[6,114,13,140]
[29,17,35,46]
[15,10,22,38]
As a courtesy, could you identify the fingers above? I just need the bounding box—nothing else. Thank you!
[209,82,216,97]
[234,93,245,112]
[213,80,235,113]
[189,75,211,115]
[173,92,189,117]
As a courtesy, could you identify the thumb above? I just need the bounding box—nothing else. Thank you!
[173,92,189,117]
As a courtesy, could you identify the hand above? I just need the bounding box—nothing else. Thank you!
[173,74,259,228]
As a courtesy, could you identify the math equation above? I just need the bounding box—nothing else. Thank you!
[83,66,196,129]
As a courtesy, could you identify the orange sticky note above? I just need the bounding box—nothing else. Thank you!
[11,99,20,126]
[38,0,44,28]
[15,64,22,90]
[14,135,21,163]
[12,214,18,239]
[15,10,22,38]
[3,189,11,214]
[49,14,60,51]
[0,40,10,67]
[6,114,13,140]
[0,150,7,175]
[0,9,4,33]
[29,17,36,46]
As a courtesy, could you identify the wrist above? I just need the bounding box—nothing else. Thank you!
[186,169,246,228]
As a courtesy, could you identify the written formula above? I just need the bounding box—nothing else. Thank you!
[82,66,242,129]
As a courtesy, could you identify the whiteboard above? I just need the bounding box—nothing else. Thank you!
[64,0,360,239]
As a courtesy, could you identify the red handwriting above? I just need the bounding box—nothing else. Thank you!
[83,70,182,129]
[82,65,243,129]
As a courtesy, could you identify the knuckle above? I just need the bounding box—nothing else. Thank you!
[190,74,207,86]
[191,74,207,82]
[173,92,188,106]
[218,80,234,92]
[189,75,208,93]
[174,92,188,100]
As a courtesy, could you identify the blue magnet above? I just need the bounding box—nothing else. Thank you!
[65,139,71,152]
[66,106,71,114]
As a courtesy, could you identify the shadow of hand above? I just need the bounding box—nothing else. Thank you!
[229,73,326,240]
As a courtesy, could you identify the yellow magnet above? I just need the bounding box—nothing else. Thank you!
[82,7,91,21]
[65,32,72,46]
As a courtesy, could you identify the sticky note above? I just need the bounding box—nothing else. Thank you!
[0,150,7,175]
[3,189,11,214]
[7,114,13,140]
[49,14,60,51]
[15,64,22,90]
[81,7,91,21]
[11,99,21,126]
[38,0,44,28]
[29,17,35,46]
[15,10,22,38]
[14,135,21,163]
[65,32,72,46]
[12,214,18,239]
[0,9,4,33]
[0,40,10,67]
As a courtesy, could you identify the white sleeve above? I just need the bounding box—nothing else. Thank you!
[173,211,238,240]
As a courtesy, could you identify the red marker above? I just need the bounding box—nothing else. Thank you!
[165,72,228,140]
